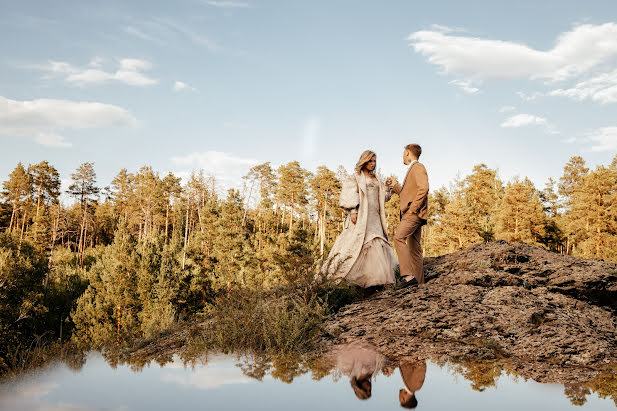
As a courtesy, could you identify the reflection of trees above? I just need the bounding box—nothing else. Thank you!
[237,355,270,381]
[564,385,591,406]
[585,369,617,406]
[449,356,617,407]
[450,358,505,392]
[235,352,334,384]
[63,349,86,372]
[270,355,308,384]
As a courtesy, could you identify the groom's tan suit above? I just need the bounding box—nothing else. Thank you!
[391,161,429,284]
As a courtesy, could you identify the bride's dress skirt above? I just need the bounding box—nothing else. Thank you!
[345,237,397,287]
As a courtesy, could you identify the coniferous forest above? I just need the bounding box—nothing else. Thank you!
[1,155,616,373]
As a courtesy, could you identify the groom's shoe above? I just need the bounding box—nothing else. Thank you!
[395,276,418,290]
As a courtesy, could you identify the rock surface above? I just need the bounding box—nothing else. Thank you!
[321,241,617,386]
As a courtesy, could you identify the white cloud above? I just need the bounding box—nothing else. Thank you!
[203,1,250,8]
[408,23,617,81]
[586,127,617,151]
[516,91,543,101]
[499,105,516,113]
[449,79,480,94]
[123,26,164,44]
[170,150,259,190]
[0,96,137,147]
[42,57,158,87]
[173,81,196,92]
[549,68,617,103]
[501,113,548,128]
[500,113,558,134]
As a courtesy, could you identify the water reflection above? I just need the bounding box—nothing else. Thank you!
[328,343,387,400]
[327,343,428,408]
[398,359,426,409]
[1,346,617,410]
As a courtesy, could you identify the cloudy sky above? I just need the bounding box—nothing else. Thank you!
[1,0,617,194]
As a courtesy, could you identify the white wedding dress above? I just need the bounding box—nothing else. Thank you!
[344,179,397,287]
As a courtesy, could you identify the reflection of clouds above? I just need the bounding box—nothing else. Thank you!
[35,403,128,411]
[10,381,59,398]
[161,355,252,389]
[162,366,251,389]
[0,381,128,411]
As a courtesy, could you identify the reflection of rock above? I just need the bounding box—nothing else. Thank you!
[322,241,617,403]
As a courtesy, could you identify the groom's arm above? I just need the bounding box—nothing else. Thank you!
[391,182,402,194]
[407,164,429,214]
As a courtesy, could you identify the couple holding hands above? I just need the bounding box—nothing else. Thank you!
[322,143,429,289]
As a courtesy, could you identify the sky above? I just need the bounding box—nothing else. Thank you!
[1,0,617,197]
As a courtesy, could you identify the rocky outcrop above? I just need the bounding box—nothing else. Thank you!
[322,241,617,385]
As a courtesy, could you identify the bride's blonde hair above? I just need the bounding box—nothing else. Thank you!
[355,150,377,175]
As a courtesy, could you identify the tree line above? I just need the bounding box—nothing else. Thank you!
[0,154,616,371]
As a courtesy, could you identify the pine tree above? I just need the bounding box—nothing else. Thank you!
[436,192,480,252]
[276,161,310,230]
[309,166,341,256]
[72,222,141,348]
[28,161,61,219]
[559,156,589,210]
[110,168,133,224]
[1,163,31,234]
[67,163,100,262]
[463,164,503,242]
[162,173,182,242]
[569,166,617,260]
[211,190,256,289]
[495,178,546,244]
[133,166,164,239]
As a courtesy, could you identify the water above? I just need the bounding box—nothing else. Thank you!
[1,348,615,411]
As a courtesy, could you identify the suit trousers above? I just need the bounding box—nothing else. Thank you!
[393,212,424,284]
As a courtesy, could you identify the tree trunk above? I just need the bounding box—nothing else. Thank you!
[182,203,190,269]
[242,180,255,226]
[290,193,295,229]
[18,207,27,253]
[78,200,87,259]
[8,201,17,232]
[164,201,170,243]
[35,182,43,219]
[46,211,61,288]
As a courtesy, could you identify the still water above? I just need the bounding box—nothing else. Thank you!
[1,346,615,411]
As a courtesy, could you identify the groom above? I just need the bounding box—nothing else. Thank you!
[386,144,429,288]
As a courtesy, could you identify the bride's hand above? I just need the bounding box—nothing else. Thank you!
[350,212,358,224]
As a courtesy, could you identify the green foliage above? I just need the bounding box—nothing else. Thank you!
[0,233,48,372]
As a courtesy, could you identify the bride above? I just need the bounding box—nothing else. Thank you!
[322,150,398,287]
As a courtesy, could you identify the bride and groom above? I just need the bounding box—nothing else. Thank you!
[323,143,429,289]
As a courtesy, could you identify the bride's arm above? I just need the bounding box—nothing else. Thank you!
[339,175,359,224]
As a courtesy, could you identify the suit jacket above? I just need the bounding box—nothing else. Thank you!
[392,161,429,220]
[400,360,426,393]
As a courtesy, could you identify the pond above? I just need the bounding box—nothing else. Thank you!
[1,344,615,410]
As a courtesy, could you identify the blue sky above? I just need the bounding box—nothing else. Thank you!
[2,0,617,195]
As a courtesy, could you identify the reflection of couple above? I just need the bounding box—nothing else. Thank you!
[323,144,429,289]
[330,343,426,408]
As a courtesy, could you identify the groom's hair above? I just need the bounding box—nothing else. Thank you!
[399,390,418,409]
[405,144,422,159]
